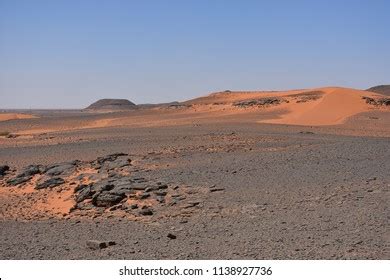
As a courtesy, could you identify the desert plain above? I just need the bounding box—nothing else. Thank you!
[0,86,389,259]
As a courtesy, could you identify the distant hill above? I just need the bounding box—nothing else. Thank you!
[366,85,390,96]
[86,99,137,110]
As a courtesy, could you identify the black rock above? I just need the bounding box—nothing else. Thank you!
[0,165,9,176]
[86,240,116,250]
[91,181,115,193]
[209,187,225,192]
[167,233,177,239]
[92,191,126,207]
[44,163,75,176]
[139,193,150,199]
[36,177,65,189]
[155,190,167,196]
[75,185,94,203]
[20,165,42,177]
[7,176,32,186]
[7,164,43,185]
[95,153,128,165]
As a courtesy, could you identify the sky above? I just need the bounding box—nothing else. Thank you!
[0,0,389,109]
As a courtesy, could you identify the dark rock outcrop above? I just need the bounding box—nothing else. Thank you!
[7,165,42,186]
[233,97,286,108]
[362,96,390,106]
[92,191,126,207]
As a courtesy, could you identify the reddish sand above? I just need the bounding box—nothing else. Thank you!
[261,87,379,126]
[3,87,389,137]
[186,87,387,126]
[0,113,37,122]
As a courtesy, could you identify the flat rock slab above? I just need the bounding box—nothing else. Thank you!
[44,163,75,176]
[36,177,65,189]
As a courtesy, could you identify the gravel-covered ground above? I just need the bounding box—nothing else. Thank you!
[0,113,389,259]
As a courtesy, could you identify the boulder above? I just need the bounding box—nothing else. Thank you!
[139,207,153,216]
[7,176,32,186]
[92,191,126,207]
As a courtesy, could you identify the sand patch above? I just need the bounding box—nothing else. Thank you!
[259,87,383,126]
[0,113,37,122]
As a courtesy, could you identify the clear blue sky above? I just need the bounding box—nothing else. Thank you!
[1,0,389,109]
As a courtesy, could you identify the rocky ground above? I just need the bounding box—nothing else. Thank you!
[0,119,389,259]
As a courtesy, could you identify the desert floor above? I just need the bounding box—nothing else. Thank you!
[0,89,389,259]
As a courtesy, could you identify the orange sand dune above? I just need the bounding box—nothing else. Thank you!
[261,87,382,126]
[0,113,37,122]
[187,87,386,126]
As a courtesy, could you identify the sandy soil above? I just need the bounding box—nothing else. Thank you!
[0,113,37,122]
[0,87,389,259]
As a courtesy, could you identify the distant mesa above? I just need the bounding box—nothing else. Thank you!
[86,99,137,110]
[366,85,390,96]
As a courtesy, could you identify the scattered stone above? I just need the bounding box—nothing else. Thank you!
[155,190,167,196]
[167,233,177,239]
[156,196,165,203]
[157,183,168,189]
[86,240,116,250]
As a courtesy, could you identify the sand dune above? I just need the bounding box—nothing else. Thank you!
[261,87,381,126]
[187,87,387,126]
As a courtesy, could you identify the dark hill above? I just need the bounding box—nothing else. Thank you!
[86,99,137,110]
[366,85,390,96]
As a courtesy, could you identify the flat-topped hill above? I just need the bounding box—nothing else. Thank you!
[86,99,137,110]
